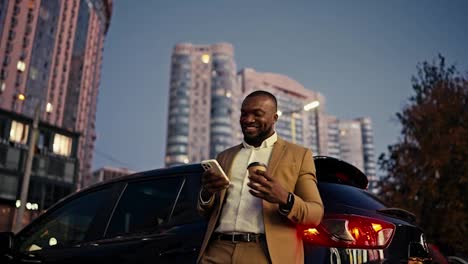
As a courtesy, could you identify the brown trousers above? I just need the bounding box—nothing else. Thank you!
[200,239,271,264]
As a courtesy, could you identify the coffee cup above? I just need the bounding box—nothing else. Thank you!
[247,162,267,176]
[247,162,267,193]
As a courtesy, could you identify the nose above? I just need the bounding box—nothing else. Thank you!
[241,114,255,123]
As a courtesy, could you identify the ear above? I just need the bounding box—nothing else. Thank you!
[273,113,278,122]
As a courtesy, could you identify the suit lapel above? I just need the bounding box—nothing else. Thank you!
[268,137,286,178]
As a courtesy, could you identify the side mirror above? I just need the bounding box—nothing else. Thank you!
[408,242,431,264]
[0,232,14,253]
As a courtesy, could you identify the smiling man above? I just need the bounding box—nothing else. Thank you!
[197,90,324,264]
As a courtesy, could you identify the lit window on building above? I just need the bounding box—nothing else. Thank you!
[30,66,38,80]
[10,120,29,144]
[215,88,225,96]
[201,54,210,64]
[46,102,53,113]
[17,61,26,72]
[39,7,49,20]
[53,134,72,156]
[0,81,5,92]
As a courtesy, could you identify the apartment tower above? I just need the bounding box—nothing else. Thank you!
[165,42,240,167]
[336,117,377,189]
[0,0,113,188]
[238,68,329,155]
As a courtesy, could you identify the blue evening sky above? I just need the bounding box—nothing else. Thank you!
[93,0,468,174]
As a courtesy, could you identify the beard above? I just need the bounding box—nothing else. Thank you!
[243,125,274,146]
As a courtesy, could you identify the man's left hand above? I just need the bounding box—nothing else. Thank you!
[247,170,289,205]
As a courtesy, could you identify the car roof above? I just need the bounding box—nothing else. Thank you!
[83,156,368,194]
[85,163,204,189]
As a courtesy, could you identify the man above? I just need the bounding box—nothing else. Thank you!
[198,90,323,264]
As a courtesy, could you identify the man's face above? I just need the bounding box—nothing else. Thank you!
[240,95,278,146]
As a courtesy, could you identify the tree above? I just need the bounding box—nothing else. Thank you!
[378,55,468,255]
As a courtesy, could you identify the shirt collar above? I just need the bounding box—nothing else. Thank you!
[242,132,277,149]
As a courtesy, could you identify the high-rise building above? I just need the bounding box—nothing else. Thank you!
[165,42,378,191]
[335,117,377,190]
[357,117,377,189]
[0,0,113,188]
[238,68,329,155]
[338,119,365,170]
[326,115,341,158]
[165,42,240,167]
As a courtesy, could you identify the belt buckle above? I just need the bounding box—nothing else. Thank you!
[231,234,239,244]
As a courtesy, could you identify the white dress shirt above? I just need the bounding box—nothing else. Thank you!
[215,132,277,234]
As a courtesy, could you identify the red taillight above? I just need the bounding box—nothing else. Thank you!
[301,214,395,249]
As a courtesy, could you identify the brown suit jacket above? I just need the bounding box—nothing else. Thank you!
[197,137,324,264]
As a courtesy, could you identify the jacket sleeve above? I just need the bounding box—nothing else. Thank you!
[196,154,226,218]
[285,149,324,226]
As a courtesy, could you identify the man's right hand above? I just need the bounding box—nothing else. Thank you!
[201,169,230,200]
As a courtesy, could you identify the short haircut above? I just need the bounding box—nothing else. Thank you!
[245,90,278,111]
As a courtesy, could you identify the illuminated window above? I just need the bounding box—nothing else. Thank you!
[201,54,210,64]
[28,0,36,9]
[0,81,5,92]
[17,61,26,72]
[30,67,38,80]
[53,134,72,156]
[46,102,53,113]
[10,121,29,144]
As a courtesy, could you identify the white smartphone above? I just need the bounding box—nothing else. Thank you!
[201,159,230,183]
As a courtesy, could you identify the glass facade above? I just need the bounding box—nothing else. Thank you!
[327,117,341,158]
[209,53,234,158]
[276,96,304,145]
[165,43,238,167]
[307,110,319,154]
[63,0,90,128]
[166,54,191,166]
[24,0,61,116]
[0,0,8,40]
[359,118,376,180]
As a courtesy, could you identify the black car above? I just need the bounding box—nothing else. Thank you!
[0,156,430,263]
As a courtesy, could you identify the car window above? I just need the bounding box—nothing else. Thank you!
[16,187,113,252]
[105,176,183,237]
[168,174,203,225]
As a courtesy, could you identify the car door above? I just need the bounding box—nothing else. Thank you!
[156,173,206,262]
[90,174,205,264]
[10,185,118,264]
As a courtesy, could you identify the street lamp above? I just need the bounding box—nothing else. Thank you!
[12,95,51,233]
[277,100,320,144]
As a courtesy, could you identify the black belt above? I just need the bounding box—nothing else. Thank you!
[212,232,265,243]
